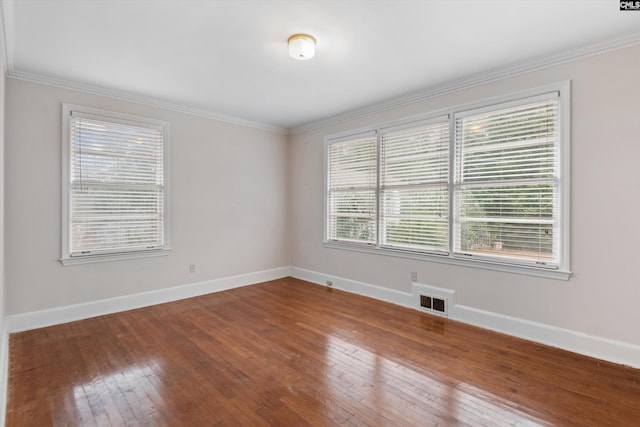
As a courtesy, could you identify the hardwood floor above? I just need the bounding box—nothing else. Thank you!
[6,277,640,426]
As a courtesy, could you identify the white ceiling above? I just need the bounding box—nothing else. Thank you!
[2,0,640,131]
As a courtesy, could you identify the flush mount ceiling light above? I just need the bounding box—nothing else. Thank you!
[288,34,316,60]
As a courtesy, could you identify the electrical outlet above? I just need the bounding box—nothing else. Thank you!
[326,280,333,287]
[189,264,196,273]
[411,272,417,282]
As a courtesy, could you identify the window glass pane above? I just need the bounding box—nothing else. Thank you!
[328,190,376,243]
[328,136,377,189]
[381,122,449,186]
[456,100,558,182]
[382,187,448,251]
[456,184,556,262]
[72,186,163,252]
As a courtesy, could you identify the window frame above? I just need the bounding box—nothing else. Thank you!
[324,82,570,280]
[61,103,171,266]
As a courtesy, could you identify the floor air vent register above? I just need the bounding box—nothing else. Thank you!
[419,294,448,317]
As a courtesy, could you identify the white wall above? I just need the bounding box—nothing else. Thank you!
[0,13,5,333]
[0,26,4,331]
[4,78,290,314]
[0,18,6,424]
[290,44,640,348]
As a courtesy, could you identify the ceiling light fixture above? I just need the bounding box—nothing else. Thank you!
[288,34,316,60]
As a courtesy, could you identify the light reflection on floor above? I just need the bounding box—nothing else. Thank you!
[72,358,165,424]
[325,335,550,426]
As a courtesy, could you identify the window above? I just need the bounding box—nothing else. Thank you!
[454,96,559,267]
[61,104,170,265]
[380,118,450,254]
[325,84,570,278]
[327,132,377,244]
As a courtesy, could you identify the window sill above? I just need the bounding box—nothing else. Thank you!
[61,248,171,266]
[323,242,571,280]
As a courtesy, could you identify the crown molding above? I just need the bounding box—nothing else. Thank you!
[2,0,639,137]
[290,31,640,135]
[6,70,287,134]
[0,0,286,134]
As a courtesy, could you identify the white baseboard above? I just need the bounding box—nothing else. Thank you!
[6,266,292,333]
[291,267,640,369]
[450,304,640,369]
[291,267,414,308]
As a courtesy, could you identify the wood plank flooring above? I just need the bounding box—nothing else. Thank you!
[6,277,640,426]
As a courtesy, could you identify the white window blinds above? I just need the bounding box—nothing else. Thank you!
[380,119,450,253]
[327,133,377,244]
[454,95,560,266]
[324,84,568,277]
[67,109,167,258]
